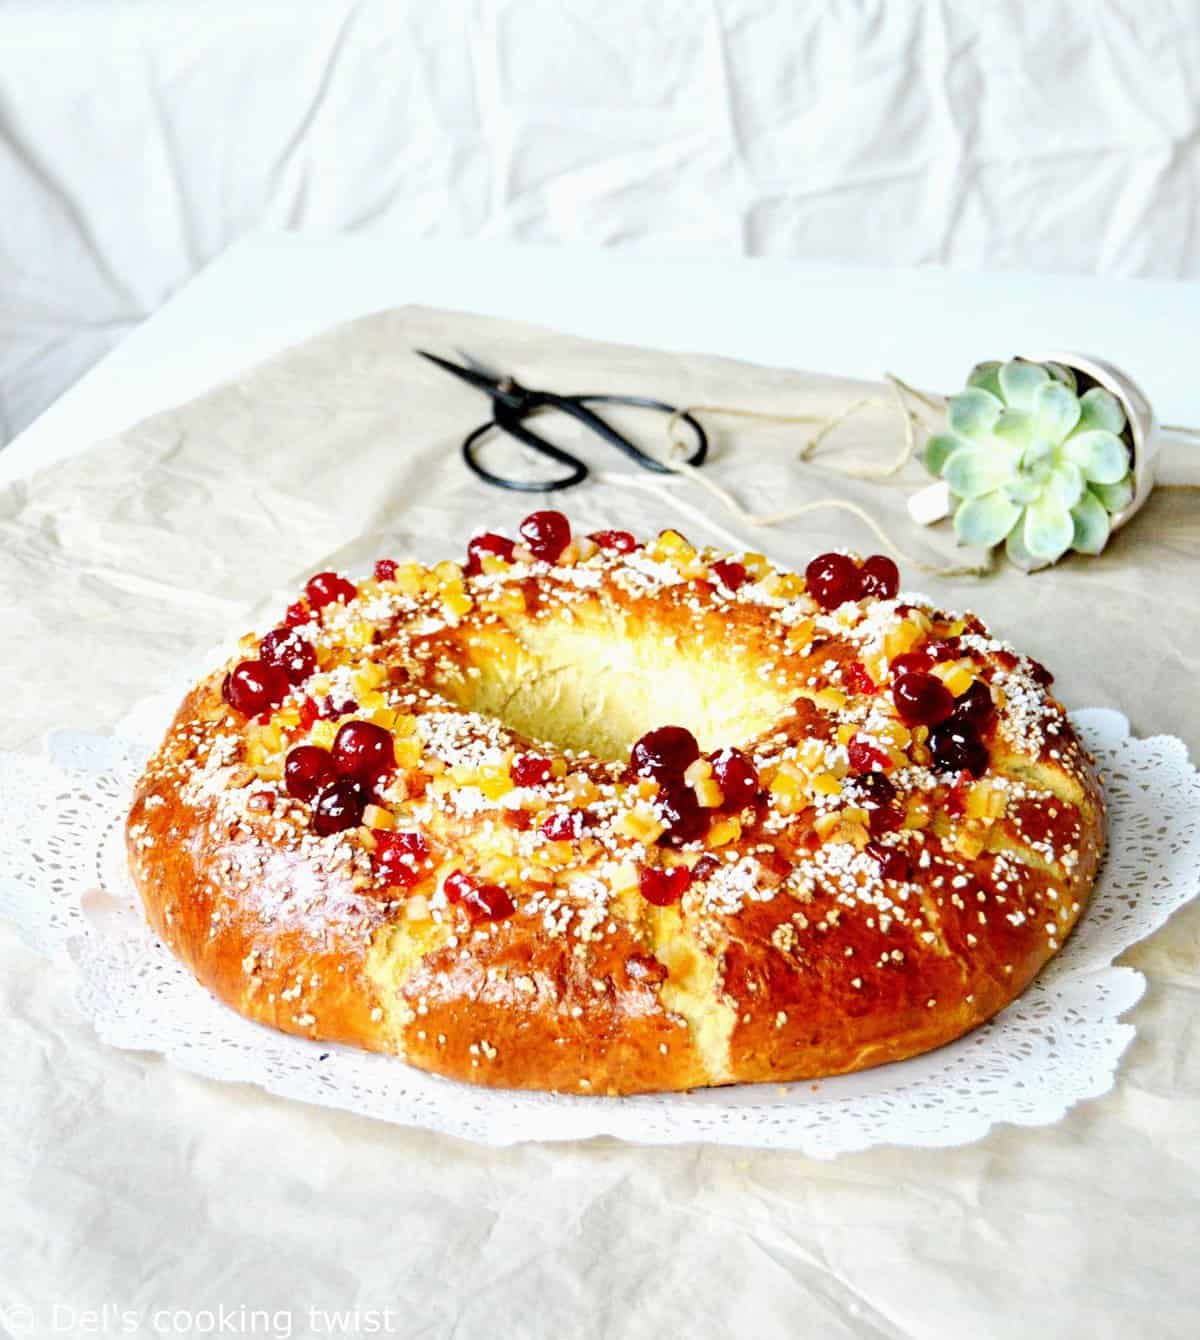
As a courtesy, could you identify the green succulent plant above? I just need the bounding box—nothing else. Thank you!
[923,358,1136,569]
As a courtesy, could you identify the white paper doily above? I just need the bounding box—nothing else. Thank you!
[2,697,1197,1156]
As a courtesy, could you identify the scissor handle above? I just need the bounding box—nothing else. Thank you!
[546,393,708,474]
[462,406,589,492]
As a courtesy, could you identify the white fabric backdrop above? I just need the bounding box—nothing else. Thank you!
[2,0,1199,444]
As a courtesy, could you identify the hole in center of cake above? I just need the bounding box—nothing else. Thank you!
[435,609,793,762]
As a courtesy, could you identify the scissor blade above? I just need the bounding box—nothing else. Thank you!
[415,349,502,396]
[454,347,508,381]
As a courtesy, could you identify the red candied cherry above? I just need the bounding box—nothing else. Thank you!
[845,661,878,696]
[890,650,932,678]
[311,778,368,835]
[222,659,290,716]
[892,670,954,727]
[519,510,572,563]
[331,720,395,781]
[284,600,311,628]
[947,680,995,732]
[511,754,554,787]
[929,724,989,778]
[589,529,637,553]
[855,770,902,835]
[656,782,709,846]
[858,554,900,600]
[866,841,910,882]
[629,725,700,784]
[804,552,863,610]
[442,869,515,921]
[710,559,748,592]
[298,697,320,730]
[260,627,317,685]
[305,571,358,609]
[847,735,892,774]
[709,747,760,810]
[374,558,397,582]
[284,744,336,801]
[373,830,430,889]
[465,531,516,576]
[463,882,516,922]
[638,865,692,907]
[540,808,583,842]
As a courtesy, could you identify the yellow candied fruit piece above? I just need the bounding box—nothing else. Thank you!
[550,757,569,780]
[932,661,974,697]
[362,804,395,831]
[610,861,641,895]
[740,551,771,578]
[614,805,666,845]
[787,617,816,649]
[887,748,909,770]
[392,713,417,738]
[966,781,1008,821]
[433,559,464,585]
[394,737,422,769]
[340,620,374,649]
[654,529,695,561]
[864,652,888,686]
[945,618,967,637]
[357,690,387,713]
[441,589,473,621]
[693,779,724,809]
[634,776,659,801]
[406,894,431,922]
[878,719,912,748]
[480,553,512,577]
[810,772,843,798]
[883,619,922,661]
[565,772,599,806]
[478,851,521,884]
[536,839,574,867]
[797,738,826,770]
[275,705,300,729]
[836,722,856,746]
[683,758,713,787]
[707,816,742,848]
[477,766,515,801]
[910,608,934,634]
[812,811,841,840]
[812,687,847,711]
[308,720,338,749]
[769,768,807,816]
[955,826,987,858]
[369,706,399,731]
[355,662,388,693]
[391,562,424,595]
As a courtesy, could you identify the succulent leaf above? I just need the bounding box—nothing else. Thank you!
[966,361,1003,398]
[1005,523,1045,572]
[1044,459,1084,510]
[1044,362,1078,393]
[1022,494,1075,563]
[1070,489,1112,554]
[998,358,1050,410]
[1089,476,1135,513]
[1076,386,1126,435]
[1062,429,1130,484]
[954,492,1022,547]
[922,433,960,475]
[946,387,1003,439]
[1034,380,1082,440]
[943,446,1014,499]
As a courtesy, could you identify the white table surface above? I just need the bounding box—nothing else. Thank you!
[4,231,1199,486]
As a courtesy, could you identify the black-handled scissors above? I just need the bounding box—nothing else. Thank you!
[417,349,708,492]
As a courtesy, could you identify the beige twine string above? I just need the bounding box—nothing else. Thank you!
[650,375,992,577]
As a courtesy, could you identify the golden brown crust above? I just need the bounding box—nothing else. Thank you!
[126,530,1105,1095]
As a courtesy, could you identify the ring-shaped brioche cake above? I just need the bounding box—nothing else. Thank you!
[127,512,1105,1095]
